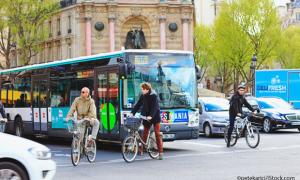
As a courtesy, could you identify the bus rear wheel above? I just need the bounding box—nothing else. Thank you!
[14,117,23,137]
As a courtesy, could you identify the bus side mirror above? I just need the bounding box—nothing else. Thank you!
[196,65,201,80]
[199,105,203,115]
[119,62,128,79]
[119,61,135,79]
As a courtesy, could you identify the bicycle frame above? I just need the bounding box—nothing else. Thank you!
[128,128,151,150]
[235,117,252,137]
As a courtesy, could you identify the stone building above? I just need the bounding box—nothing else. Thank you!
[11,0,194,66]
[282,0,300,28]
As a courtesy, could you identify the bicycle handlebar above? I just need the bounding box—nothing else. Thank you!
[0,118,7,123]
[128,115,151,123]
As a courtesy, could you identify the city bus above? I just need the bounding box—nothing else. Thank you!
[0,49,200,142]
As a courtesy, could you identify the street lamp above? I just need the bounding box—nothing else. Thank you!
[250,55,257,96]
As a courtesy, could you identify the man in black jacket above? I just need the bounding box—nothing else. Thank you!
[130,82,163,160]
[227,83,255,148]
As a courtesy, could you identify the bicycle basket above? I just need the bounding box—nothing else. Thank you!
[0,121,5,133]
[67,120,77,133]
[124,117,142,131]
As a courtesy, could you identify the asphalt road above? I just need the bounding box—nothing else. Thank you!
[42,129,300,180]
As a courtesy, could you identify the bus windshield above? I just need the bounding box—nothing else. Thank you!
[123,52,197,109]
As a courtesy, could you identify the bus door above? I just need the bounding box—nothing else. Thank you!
[94,66,120,140]
[32,74,49,134]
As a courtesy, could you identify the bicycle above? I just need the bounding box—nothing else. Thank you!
[0,118,7,133]
[224,112,260,148]
[67,118,97,166]
[121,115,159,163]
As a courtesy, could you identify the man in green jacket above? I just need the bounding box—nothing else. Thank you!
[66,87,100,145]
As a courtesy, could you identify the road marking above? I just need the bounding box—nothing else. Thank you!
[183,141,223,148]
[54,153,71,157]
[55,144,300,167]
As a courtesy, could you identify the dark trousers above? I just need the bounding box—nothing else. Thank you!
[142,122,163,153]
[227,115,236,142]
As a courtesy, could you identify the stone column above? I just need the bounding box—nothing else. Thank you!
[109,18,115,52]
[85,17,92,56]
[159,18,166,50]
[108,3,117,52]
[182,18,189,51]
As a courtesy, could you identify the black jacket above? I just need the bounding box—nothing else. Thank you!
[131,90,161,125]
[0,101,6,118]
[229,92,254,117]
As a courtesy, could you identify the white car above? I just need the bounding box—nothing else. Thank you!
[0,133,56,180]
[198,97,229,137]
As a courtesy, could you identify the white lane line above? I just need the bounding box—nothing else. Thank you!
[54,153,71,157]
[56,144,300,167]
[183,141,223,148]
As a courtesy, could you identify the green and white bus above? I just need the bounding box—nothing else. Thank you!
[0,49,199,142]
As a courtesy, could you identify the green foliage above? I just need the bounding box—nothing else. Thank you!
[194,24,214,82]
[3,0,59,66]
[277,26,300,69]
[195,0,282,94]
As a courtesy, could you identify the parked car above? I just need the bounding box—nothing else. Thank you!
[198,97,229,137]
[0,133,56,180]
[256,97,300,133]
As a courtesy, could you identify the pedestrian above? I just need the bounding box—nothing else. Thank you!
[130,82,163,160]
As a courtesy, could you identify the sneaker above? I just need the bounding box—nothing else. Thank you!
[158,153,163,160]
[226,141,230,148]
[87,135,94,147]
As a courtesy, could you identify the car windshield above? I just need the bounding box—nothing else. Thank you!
[123,52,197,109]
[202,98,229,112]
[258,98,293,109]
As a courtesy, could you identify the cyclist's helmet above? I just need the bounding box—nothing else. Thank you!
[237,82,246,90]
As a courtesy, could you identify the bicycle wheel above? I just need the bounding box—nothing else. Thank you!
[71,136,81,166]
[224,126,238,147]
[121,135,138,163]
[245,125,260,148]
[148,136,159,159]
[86,139,97,163]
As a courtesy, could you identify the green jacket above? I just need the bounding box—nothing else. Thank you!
[67,96,97,120]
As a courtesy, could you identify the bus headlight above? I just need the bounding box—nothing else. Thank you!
[188,111,199,127]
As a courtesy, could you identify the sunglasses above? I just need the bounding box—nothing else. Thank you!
[81,91,87,94]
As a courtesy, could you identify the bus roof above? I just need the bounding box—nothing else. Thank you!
[0,49,193,75]
[123,49,193,54]
[0,51,123,75]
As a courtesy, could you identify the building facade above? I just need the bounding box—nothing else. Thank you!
[11,0,194,66]
[282,0,300,28]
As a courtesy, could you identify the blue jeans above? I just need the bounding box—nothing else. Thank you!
[227,115,236,142]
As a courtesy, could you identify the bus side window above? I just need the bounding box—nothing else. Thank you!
[14,77,31,108]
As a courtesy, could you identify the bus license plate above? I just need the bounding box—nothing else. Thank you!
[292,122,300,125]
[163,134,175,139]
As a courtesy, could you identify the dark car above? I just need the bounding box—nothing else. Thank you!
[244,96,264,127]
[256,97,300,133]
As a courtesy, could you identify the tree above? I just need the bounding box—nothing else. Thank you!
[203,0,281,94]
[4,0,59,66]
[0,1,13,69]
[231,0,281,70]
[277,26,300,69]
[194,24,214,82]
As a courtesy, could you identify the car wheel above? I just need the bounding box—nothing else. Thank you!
[0,162,29,180]
[15,117,23,137]
[204,123,212,137]
[263,118,272,133]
